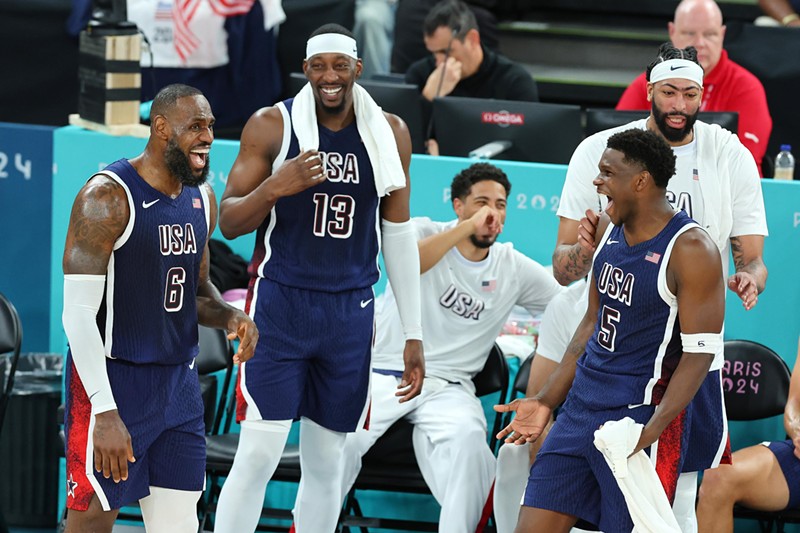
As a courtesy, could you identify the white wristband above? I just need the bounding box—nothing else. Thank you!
[681,332,723,355]
[63,274,117,414]
[381,219,423,341]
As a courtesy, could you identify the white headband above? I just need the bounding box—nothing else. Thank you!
[305,33,358,60]
[649,59,704,87]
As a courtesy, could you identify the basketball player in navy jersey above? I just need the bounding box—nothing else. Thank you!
[494,128,726,533]
[214,24,424,532]
[61,84,257,533]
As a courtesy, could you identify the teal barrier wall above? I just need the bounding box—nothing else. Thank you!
[50,126,799,428]
[47,125,800,528]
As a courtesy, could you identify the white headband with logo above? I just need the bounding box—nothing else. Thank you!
[649,58,704,87]
[305,33,358,60]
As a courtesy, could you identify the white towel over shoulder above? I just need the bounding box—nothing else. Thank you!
[291,82,406,197]
[593,417,681,533]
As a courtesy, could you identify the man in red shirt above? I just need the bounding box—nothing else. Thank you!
[617,0,772,176]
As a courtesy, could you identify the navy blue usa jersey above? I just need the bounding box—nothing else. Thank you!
[95,159,208,365]
[248,98,381,292]
[572,210,700,409]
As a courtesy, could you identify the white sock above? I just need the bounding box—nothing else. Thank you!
[293,417,347,533]
[140,487,201,533]
[493,443,530,533]
[214,419,292,533]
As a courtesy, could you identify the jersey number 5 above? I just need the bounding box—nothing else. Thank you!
[312,193,355,239]
[597,305,620,351]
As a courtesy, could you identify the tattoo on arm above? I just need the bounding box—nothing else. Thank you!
[65,179,128,273]
[554,244,593,284]
[730,236,767,293]
[730,236,745,272]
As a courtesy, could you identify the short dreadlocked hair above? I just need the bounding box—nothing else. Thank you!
[606,129,676,188]
[645,42,701,81]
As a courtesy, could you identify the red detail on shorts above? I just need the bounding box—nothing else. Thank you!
[235,370,248,423]
[244,276,256,316]
[363,402,371,431]
[654,408,687,504]
[475,481,494,532]
[65,361,98,511]
[720,434,733,465]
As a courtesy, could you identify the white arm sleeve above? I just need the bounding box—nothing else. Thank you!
[381,219,423,341]
[62,274,117,414]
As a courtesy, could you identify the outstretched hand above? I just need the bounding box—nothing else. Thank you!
[397,339,424,403]
[493,397,552,445]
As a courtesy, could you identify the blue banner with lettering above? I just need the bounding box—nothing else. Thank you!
[0,122,54,352]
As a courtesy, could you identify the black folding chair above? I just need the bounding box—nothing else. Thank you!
[0,292,22,533]
[723,339,800,533]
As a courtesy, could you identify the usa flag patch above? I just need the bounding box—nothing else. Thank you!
[481,279,497,292]
[193,198,202,209]
[645,251,661,264]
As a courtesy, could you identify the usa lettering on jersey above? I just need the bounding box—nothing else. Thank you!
[439,284,485,320]
[321,151,360,184]
[158,224,198,255]
[596,261,635,306]
[666,190,693,218]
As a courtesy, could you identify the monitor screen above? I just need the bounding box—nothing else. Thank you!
[432,96,583,164]
[585,109,739,137]
[287,73,427,154]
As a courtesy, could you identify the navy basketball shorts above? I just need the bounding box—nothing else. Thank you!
[237,277,374,433]
[682,369,730,472]
[766,440,800,509]
[524,392,688,533]
[65,355,206,511]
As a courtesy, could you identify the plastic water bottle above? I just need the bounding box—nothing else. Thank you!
[774,144,795,180]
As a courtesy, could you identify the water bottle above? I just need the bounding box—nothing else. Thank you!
[774,144,795,180]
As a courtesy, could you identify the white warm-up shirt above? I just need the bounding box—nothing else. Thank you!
[373,218,562,391]
[556,119,768,369]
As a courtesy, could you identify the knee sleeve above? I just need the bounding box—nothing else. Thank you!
[140,487,201,533]
[298,417,346,478]
[294,418,347,533]
[494,444,530,533]
[236,419,293,472]
[214,419,292,533]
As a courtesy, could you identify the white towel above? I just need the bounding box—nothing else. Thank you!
[291,82,407,197]
[593,417,681,533]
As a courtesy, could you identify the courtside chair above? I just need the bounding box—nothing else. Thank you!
[0,292,23,533]
[723,339,800,533]
[339,343,510,533]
